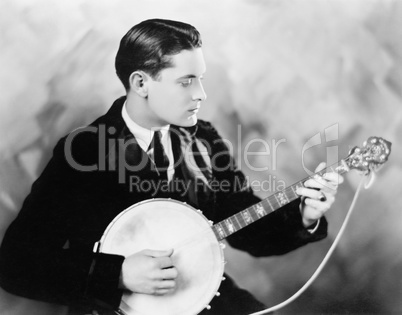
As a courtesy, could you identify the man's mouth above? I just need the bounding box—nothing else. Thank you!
[188,107,200,113]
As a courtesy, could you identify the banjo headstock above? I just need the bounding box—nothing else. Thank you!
[346,136,392,174]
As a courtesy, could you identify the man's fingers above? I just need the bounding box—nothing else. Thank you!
[296,187,323,200]
[144,248,174,258]
[157,256,174,269]
[299,162,343,227]
[304,199,329,218]
[304,176,336,191]
[312,162,344,189]
[314,162,326,173]
[298,186,335,201]
[152,279,177,295]
[323,172,344,185]
[305,197,330,209]
[304,172,344,192]
[160,267,178,280]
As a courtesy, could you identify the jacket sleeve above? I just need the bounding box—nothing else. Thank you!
[0,135,125,311]
[202,122,328,257]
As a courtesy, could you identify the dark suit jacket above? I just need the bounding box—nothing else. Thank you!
[0,96,327,314]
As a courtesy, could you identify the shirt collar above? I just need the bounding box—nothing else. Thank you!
[122,102,170,152]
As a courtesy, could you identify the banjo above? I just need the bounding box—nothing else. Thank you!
[98,136,391,315]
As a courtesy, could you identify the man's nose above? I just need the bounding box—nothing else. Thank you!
[192,80,207,102]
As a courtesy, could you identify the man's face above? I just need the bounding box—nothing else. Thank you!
[146,48,207,127]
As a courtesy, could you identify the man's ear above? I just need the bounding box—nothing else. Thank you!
[129,71,149,97]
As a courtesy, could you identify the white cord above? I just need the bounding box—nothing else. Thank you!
[364,171,375,189]
[249,176,367,315]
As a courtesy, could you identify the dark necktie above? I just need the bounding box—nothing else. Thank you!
[150,130,169,180]
[171,126,212,207]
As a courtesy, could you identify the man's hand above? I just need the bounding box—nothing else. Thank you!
[296,162,344,228]
[119,248,178,296]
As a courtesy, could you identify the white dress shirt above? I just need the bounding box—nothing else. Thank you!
[122,102,174,181]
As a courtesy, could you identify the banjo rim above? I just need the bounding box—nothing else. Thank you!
[98,198,225,315]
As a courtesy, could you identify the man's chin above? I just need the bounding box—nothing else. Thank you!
[178,116,198,127]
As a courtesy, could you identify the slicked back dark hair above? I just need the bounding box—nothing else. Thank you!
[115,19,202,91]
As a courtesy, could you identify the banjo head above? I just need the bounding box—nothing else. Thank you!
[99,198,225,315]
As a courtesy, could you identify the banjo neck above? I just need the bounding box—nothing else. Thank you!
[212,135,391,241]
[211,159,351,241]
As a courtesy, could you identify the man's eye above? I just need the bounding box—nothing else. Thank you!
[180,79,192,87]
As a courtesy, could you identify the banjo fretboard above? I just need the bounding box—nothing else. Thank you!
[212,160,351,241]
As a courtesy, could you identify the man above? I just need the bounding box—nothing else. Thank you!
[0,19,342,315]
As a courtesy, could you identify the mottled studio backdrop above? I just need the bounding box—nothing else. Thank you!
[0,0,401,314]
